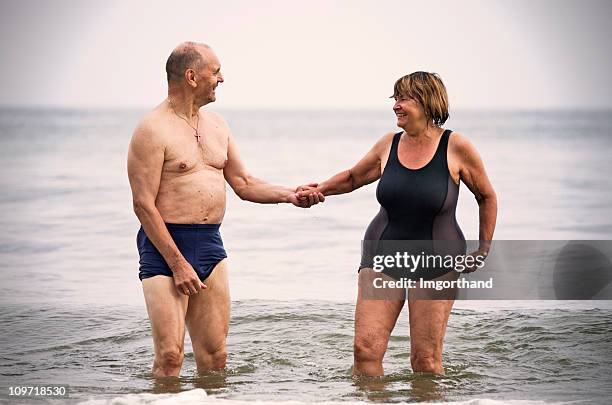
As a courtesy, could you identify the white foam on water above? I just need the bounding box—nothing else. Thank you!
[78,389,208,405]
[77,388,565,405]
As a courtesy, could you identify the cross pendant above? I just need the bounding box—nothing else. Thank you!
[194,133,201,141]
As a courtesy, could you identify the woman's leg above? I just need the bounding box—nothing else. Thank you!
[407,272,457,374]
[353,268,405,376]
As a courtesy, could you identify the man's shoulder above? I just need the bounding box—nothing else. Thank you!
[131,108,170,146]
[202,109,230,129]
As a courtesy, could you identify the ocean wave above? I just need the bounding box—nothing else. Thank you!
[77,388,562,405]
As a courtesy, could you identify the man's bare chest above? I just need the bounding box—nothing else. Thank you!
[162,125,229,176]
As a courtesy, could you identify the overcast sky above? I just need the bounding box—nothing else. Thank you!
[1,0,611,109]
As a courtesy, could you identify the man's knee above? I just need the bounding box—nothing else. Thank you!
[411,350,440,373]
[196,346,227,370]
[210,347,227,369]
[354,334,387,364]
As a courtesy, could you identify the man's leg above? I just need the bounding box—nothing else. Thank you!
[185,259,230,374]
[142,275,189,377]
[353,268,405,376]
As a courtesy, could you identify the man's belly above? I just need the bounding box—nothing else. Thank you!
[155,171,226,224]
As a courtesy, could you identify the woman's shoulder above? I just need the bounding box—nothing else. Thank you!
[370,131,398,155]
[375,131,399,147]
[448,130,475,151]
[448,130,482,162]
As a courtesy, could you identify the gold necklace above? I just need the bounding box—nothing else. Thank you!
[168,99,201,141]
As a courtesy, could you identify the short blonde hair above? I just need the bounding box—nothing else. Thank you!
[392,72,449,126]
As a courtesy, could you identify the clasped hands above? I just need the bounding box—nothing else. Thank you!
[287,183,324,208]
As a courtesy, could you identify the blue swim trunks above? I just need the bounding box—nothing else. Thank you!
[137,223,227,282]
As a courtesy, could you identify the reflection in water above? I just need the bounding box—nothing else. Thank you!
[149,370,229,395]
[192,370,229,391]
[352,372,446,402]
[150,376,182,394]
[353,374,394,402]
[408,373,444,402]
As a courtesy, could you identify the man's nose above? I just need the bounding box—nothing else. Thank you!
[218,73,224,83]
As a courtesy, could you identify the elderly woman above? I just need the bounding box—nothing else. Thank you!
[298,72,497,376]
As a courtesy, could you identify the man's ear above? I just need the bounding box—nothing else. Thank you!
[185,69,197,88]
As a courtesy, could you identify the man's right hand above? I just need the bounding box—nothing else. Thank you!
[171,261,208,295]
[292,183,325,208]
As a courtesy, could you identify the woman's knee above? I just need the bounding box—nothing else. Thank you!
[354,334,388,363]
[156,347,184,370]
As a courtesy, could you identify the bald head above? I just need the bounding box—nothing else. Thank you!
[165,42,211,84]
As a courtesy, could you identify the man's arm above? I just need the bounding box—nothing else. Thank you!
[223,133,322,207]
[127,121,205,295]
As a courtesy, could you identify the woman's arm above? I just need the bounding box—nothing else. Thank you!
[298,133,395,198]
[451,133,498,253]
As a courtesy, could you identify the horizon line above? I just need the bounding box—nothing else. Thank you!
[0,103,611,113]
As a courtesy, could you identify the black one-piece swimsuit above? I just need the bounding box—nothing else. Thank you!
[360,129,466,280]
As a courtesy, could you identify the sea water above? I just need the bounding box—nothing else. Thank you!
[1,108,611,404]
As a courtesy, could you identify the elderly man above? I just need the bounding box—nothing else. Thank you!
[127,42,322,377]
